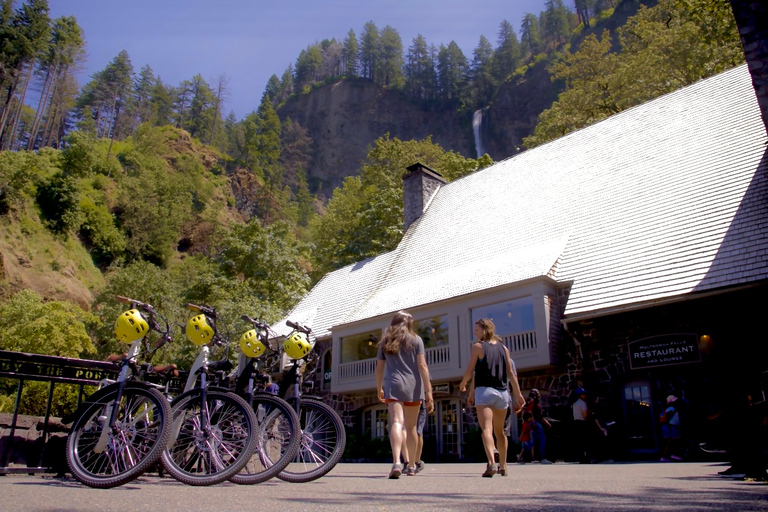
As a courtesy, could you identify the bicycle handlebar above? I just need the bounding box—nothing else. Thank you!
[241,314,267,330]
[286,320,311,335]
[187,303,217,317]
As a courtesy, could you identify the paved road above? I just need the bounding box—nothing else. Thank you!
[0,462,766,512]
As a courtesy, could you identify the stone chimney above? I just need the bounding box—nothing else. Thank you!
[730,0,768,134]
[402,162,447,232]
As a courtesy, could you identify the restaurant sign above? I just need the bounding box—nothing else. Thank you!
[628,333,701,369]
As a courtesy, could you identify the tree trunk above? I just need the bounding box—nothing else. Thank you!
[5,59,35,150]
[106,101,121,160]
[0,73,20,143]
[729,0,768,133]
[27,59,57,150]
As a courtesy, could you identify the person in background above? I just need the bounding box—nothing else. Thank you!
[524,389,552,464]
[572,387,590,463]
[517,411,536,463]
[460,318,525,477]
[375,311,434,479]
[660,395,683,462]
[264,373,279,395]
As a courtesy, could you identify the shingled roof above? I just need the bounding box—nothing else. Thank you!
[286,64,768,338]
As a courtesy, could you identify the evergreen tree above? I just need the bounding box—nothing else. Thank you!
[470,35,495,106]
[575,0,591,28]
[377,25,404,88]
[320,37,343,79]
[520,13,542,58]
[342,28,359,76]
[151,76,173,126]
[359,21,379,80]
[172,78,193,127]
[436,41,468,103]
[133,64,155,128]
[278,64,293,102]
[491,20,521,84]
[0,0,50,149]
[406,34,436,100]
[543,0,571,47]
[263,73,281,104]
[26,14,84,150]
[294,44,322,90]
[76,50,135,141]
[185,74,216,141]
[209,73,228,147]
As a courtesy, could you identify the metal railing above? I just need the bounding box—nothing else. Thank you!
[0,350,122,474]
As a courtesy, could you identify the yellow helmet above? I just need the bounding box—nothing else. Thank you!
[284,331,312,360]
[114,309,149,343]
[239,329,265,358]
[185,314,214,345]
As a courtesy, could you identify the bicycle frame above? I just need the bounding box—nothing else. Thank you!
[94,337,143,454]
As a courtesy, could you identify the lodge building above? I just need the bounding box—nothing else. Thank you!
[276,64,768,461]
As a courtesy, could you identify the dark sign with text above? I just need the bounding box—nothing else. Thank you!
[628,333,701,369]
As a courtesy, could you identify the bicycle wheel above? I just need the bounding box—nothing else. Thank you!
[230,394,301,485]
[161,390,257,486]
[277,398,346,483]
[66,384,171,488]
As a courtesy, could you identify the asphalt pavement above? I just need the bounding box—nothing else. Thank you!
[0,462,766,512]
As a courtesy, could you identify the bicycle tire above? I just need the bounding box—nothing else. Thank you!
[277,398,346,483]
[66,384,171,489]
[161,390,258,486]
[230,394,301,485]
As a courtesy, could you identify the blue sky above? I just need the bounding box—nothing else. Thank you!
[51,0,550,118]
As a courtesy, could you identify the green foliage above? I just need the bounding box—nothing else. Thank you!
[0,146,60,214]
[61,130,97,177]
[218,220,310,312]
[0,289,98,357]
[310,135,490,276]
[37,171,83,233]
[78,184,126,266]
[524,0,743,148]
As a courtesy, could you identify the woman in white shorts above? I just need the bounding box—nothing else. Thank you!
[460,319,525,477]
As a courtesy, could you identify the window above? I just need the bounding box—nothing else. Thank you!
[363,405,389,439]
[340,329,381,363]
[471,296,535,335]
[415,315,449,348]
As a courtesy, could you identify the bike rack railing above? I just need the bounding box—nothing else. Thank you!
[0,350,122,475]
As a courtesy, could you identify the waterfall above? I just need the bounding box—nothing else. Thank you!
[472,109,484,158]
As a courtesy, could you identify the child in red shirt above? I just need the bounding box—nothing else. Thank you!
[518,411,536,463]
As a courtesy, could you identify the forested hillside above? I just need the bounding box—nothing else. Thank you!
[0,0,744,413]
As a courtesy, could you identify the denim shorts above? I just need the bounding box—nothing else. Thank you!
[475,386,510,409]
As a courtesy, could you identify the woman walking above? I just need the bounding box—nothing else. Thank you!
[460,318,525,477]
[375,311,434,478]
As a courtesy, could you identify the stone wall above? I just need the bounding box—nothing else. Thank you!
[0,413,67,473]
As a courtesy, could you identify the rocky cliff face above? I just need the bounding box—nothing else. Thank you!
[484,58,561,159]
[277,79,474,197]
[277,74,561,196]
